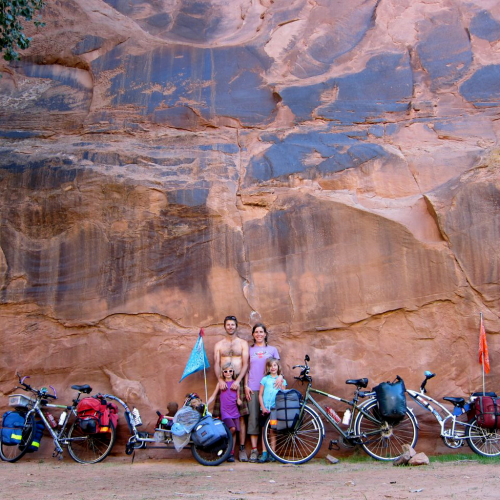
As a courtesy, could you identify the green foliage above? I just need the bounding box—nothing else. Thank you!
[0,0,45,62]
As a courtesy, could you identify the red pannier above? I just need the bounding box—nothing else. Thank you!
[475,395,500,429]
[77,397,112,434]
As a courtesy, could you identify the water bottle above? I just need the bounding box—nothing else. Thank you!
[325,406,341,423]
[132,407,142,427]
[342,409,351,425]
[46,412,57,428]
[58,411,68,426]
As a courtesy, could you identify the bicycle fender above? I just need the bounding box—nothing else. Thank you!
[406,406,419,426]
[305,405,326,437]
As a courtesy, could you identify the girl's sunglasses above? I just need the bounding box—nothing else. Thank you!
[223,369,234,373]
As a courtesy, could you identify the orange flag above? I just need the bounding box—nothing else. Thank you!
[479,314,490,374]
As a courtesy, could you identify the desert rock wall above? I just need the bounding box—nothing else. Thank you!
[0,0,499,456]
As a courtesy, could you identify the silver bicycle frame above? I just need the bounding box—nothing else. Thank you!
[406,389,471,439]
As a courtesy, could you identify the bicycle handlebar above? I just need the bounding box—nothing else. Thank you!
[420,371,436,393]
[293,355,312,383]
[16,373,58,400]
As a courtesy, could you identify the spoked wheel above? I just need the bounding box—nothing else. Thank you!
[355,400,418,461]
[0,412,35,463]
[191,425,233,466]
[466,418,500,457]
[67,419,116,464]
[263,406,323,464]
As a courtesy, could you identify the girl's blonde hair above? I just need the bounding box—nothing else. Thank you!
[264,357,282,376]
[221,362,236,380]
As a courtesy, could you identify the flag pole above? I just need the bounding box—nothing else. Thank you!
[481,312,486,395]
[200,328,209,405]
[203,361,208,406]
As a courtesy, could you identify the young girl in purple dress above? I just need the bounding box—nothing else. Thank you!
[208,362,242,462]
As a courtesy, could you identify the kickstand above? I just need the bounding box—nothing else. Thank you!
[328,440,340,451]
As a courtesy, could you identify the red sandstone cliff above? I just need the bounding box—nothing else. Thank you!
[0,0,499,456]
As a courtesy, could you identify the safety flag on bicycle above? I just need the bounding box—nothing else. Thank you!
[180,329,210,382]
[479,313,490,374]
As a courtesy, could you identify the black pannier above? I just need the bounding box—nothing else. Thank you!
[374,376,407,422]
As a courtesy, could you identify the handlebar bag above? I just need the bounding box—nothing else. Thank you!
[27,421,45,452]
[1,411,26,445]
[274,389,303,431]
[191,416,228,447]
[475,396,500,429]
[374,376,407,422]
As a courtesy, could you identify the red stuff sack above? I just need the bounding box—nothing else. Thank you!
[107,402,119,430]
[475,396,500,429]
[77,397,110,433]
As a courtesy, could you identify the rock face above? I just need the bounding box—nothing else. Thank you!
[0,0,499,457]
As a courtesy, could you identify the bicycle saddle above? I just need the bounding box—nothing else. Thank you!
[71,384,92,394]
[443,397,465,407]
[345,378,368,388]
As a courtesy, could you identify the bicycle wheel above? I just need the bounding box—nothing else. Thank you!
[263,405,323,464]
[355,399,418,461]
[466,418,500,457]
[67,419,116,464]
[191,424,233,466]
[0,412,35,463]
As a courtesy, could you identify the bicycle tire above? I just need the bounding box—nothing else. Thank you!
[355,399,418,461]
[465,417,500,457]
[263,405,324,464]
[67,419,116,464]
[190,424,233,466]
[0,411,35,463]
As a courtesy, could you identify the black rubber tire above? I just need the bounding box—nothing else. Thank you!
[466,417,500,457]
[263,405,324,464]
[355,399,418,461]
[190,424,233,466]
[67,419,117,464]
[0,411,35,463]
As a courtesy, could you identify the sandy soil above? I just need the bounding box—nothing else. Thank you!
[1,454,499,500]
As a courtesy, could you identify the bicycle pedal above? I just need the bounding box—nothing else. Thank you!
[329,440,340,451]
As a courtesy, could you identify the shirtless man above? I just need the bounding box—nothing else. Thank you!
[213,315,249,462]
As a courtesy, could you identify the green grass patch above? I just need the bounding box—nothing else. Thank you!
[431,453,500,464]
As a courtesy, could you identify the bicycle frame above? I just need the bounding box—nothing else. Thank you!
[23,399,76,455]
[406,389,471,441]
[299,382,376,441]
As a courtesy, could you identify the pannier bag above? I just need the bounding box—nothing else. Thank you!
[28,421,46,452]
[1,411,26,445]
[191,416,228,447]
[273,389,303,431]
[374,376,407,421]
[76,397,111,434]
[475,395,500,429]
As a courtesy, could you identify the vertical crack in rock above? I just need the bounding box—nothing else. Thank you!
[423,168,496,307]
[235,127,257,316]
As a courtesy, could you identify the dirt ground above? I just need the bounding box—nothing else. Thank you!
[1,454,499,500]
